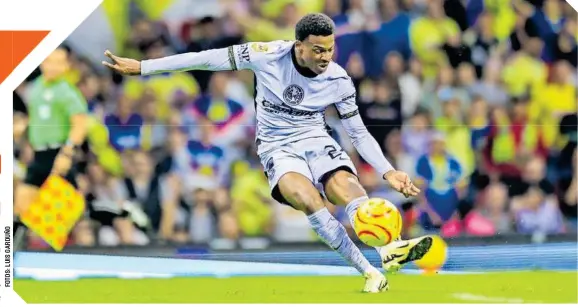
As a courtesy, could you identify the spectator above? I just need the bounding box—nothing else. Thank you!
[518,156,556,197]
[477,183,513,234]
[501,37,547,97]
[401,109,433,160]
[420,65,470,119]
[173,117,231,197]
[529,0,565,62]
[553,16,577,67]
[512,186,564,235]
[364,0,412,78]
[483,97,548,191]
[470,59,510,107]
[225,1,301,42]
[230,161,274,237]
[328,0,366,69]
[409,0,461,79]
[140,94,169,152]
[434,96,476,177]
[120,150,181,241]
[531,60,577,148]
[463,11,501,78]
[415,132,464,231]
[344,52,366,93]
[123,40,200,122]
[104,94,144,152]
[382,52,406,82]
[185,72,251,161]
[86,162,147,246]
[467,96,491,152]
[358,78,403,153]
[398,57,424,118]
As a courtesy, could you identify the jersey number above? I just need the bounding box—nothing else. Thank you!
[325,145,346,160]
[38,105,51,119]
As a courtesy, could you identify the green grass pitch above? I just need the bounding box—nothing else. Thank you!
[15,271,577,303]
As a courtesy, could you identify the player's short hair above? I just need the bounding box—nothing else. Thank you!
[295,13,335,41]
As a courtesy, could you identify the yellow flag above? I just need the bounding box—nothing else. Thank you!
[20,175,85,251]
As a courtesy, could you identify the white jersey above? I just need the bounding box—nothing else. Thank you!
[227,41,358,149]
[141,40,394,176]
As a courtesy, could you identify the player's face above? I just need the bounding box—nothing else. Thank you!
[299,34,335,74]
[40,48,70,81]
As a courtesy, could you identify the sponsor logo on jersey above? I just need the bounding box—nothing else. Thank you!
[282,84,304,106]
[250,43,269,53]
[261,100,319,118]
[237,44,251,64]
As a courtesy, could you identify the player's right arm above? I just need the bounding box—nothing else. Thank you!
[102,42,279,75]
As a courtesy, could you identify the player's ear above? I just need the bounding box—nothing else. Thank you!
[295,40,302,49]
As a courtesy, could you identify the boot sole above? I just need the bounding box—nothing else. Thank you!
[398,236,433,265]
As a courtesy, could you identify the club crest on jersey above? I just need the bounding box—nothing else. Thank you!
[283,84,304,106]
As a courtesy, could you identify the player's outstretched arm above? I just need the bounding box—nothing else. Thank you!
[335,81,420,197]
[102,46,240,76]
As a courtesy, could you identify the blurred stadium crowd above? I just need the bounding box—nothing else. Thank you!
[13,0,577,248]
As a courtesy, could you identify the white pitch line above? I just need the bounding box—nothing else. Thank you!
[452,292,542,303]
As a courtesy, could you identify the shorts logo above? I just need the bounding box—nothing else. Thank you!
[237,44,251,64]
[265,158,275,179]
[283,84,304,106]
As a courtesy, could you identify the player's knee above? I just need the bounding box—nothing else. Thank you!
[325,170,366,205]
[287,188,325,214]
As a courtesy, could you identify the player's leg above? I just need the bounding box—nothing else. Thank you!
[307,137,432,272]
[275,172,387,292]
[322,169,433,272]
[260,147,387,292]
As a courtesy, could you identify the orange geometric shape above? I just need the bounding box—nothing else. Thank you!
[45,226,54,235]
[0,30,50,84]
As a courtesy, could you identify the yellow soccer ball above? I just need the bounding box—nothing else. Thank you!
[353,198,403,247]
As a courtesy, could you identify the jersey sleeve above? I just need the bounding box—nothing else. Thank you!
[141,41,283,75]
[228,41,283,71]
[334,77,359,119]
[335,77,395,176]
[63,84,88,116]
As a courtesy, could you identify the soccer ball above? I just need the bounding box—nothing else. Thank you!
[353,198,402,247]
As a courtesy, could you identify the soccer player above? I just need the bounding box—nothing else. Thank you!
[14,47,89,217]
[103,13,431,292]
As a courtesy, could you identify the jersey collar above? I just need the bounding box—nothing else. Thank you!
[291,45,318,78]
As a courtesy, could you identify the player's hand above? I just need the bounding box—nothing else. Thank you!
[383,170,421,198]
[102,50,141,75]
[51,152,73,176]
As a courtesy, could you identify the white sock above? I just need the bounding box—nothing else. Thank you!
[308,207,374,275]
[344,196,385,254]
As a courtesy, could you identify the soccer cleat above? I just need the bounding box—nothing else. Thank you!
[379,235,434,273]
[362,268,389,293]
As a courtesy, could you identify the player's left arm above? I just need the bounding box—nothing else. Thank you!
[335,78,419,196]
[62,85,89,154]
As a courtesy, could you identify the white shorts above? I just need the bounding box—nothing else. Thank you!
[258,136,357,204]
